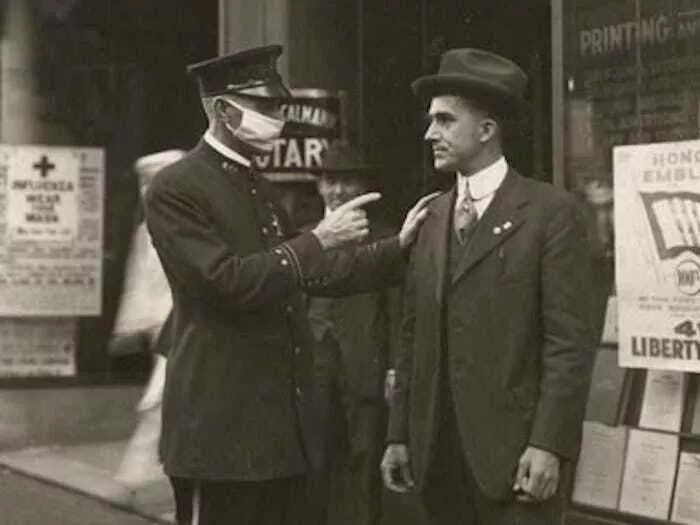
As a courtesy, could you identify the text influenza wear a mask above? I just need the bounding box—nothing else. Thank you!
[218,97,285,153]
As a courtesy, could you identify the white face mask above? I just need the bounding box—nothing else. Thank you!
[218,97,284,153]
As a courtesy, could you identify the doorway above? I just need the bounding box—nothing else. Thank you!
[360,0,552,225]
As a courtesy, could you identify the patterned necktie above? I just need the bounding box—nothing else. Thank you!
[454,182,478,244]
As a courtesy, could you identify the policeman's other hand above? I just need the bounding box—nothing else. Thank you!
[312,192,382,249]
[381,443,414,493]
[513,446,560,503]
[399,192,441,248]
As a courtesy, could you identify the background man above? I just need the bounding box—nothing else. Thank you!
[144,45,433,525]
[381,48,596,524]
[113,149,184,497]
[307,140,401,525]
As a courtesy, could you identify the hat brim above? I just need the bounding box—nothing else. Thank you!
[412,74,527,115]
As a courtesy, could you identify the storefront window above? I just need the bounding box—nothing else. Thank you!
[562,0,700,285]
[0,1,215,383]
[560,4,700,523]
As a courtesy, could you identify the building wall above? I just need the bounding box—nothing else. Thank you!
[0,0,217,385]
[218,0,551,224]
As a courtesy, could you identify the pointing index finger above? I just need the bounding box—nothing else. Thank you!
[334,192,382,213]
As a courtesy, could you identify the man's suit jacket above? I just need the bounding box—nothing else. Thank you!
[308,220,401,401]
[144,141,403,481]
[387,169,596,500]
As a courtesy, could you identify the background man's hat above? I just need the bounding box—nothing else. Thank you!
[412,48,528,113]
[317,140,374,177]
[187,45,291,99]
[134,149,186,180]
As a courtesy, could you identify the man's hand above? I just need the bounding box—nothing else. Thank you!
[399,192,441,248]
[381,444,414,493]
[513,446,560,503]
[312,192,382,249]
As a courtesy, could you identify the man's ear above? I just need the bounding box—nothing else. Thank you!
[479,118,498,143]
[214,97,243,129]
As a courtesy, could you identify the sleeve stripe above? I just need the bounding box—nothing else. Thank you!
[279,243,303,282]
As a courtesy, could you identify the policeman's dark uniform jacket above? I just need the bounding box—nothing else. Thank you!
[143,47,404,489]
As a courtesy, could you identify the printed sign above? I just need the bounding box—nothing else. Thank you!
[578,9,700,59]
[7,149,80,241]
[0,318,76,377]
[614,139,700,372]
[0,145,104,316]
[254,89,342,179]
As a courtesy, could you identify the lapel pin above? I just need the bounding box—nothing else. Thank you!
[493,226,502,235]
[504,221,513,231]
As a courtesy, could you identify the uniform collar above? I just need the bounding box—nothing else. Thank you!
[204,131,252,168]
[457,156,508,201]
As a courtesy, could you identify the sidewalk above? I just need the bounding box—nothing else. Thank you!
[0,440,174,523]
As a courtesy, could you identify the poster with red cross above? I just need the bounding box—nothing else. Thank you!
[0,145,104,316]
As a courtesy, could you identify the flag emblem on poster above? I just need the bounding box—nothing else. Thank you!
[640,191,700,260]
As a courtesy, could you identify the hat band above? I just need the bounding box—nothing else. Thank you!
[225,78,269,93]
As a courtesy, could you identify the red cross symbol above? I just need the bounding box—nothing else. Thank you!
[33,155,56,178]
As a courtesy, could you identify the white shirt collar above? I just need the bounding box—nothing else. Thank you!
[457,156,508,202]
[204,131,252,168]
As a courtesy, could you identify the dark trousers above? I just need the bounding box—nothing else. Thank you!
[307,332,385,525]
[325,399,385,525]
[169,475,307,525]
[424,382,564,525]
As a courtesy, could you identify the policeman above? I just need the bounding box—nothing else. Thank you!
[144,45,435,525]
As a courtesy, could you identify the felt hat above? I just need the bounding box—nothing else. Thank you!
[412,48,528,114]
[318,140,374,178]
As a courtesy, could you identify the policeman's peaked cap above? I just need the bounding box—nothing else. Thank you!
[187,45,291,99]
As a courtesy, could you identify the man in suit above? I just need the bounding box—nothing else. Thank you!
[306,140,401,525]
[144,45,434,525]
[380,48,596,524]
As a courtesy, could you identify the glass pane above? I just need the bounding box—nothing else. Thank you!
[562,0,700,269]
[0,0,215,382]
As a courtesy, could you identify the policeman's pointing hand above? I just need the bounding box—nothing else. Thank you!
[312,192,382,249]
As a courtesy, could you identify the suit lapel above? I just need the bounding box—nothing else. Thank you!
[427,188,454,305]
[451,170,529,284]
